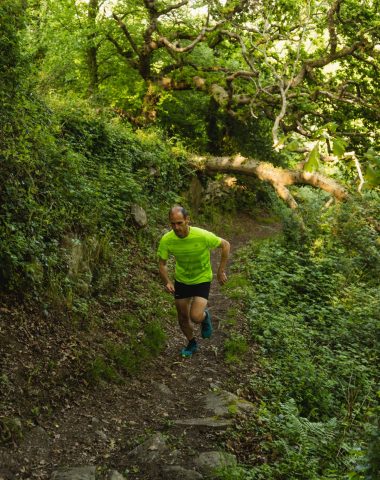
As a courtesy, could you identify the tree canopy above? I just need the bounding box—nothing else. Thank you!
[28,0,380,194]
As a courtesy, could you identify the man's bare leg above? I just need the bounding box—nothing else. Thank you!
[175,298,193,340]
[191,296,212,339]
[189,296,208,324]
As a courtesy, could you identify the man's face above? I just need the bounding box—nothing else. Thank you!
[169,211,190,238]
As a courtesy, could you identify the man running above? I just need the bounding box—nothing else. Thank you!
[158,205,230,357]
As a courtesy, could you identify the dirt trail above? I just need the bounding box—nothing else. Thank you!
[1,215,280,480]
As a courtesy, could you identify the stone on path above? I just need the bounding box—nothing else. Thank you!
[151,381,173,397]
[162,465,204,480]
[204,390,255,417]
[128,432,168,463]
[51,466,96,480]
[173,417,233,428]
[194,451,237,476]
[107,471,126,480]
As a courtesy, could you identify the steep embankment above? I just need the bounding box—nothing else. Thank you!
[0,214,280,480]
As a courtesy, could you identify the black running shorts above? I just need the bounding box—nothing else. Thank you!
[174,280,211,300]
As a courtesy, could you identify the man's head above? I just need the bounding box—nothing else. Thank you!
[169,205,190,238]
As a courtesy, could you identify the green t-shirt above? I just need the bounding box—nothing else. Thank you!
[157,226,222,285]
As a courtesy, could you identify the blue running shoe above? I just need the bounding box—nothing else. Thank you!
[181,339,198,358]
[201,309,213,339]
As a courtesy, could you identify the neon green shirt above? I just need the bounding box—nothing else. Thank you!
[157,226,222,284]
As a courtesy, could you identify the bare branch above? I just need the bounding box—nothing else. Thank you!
[352,53,379,72]
[112,13,139,55]
[191,154,348,209]
[220,31,259,74]
[226,70,259,81]
[158,0,189,16]
[160,21,225,53]
[317,89,380,115]
[345,152,365,193]
[106,34,137,66]
[158,0,250,54]
[327,0,342,54]
[292,38,371,88]
[272,81,288,148]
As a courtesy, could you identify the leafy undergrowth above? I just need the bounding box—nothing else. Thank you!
[1,92,189,445]
[219,194,380,479]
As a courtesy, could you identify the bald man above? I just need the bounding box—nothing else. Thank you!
[158,206,230,357]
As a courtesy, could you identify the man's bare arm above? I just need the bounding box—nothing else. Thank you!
[159,258,175,293]
[217,239,230,285]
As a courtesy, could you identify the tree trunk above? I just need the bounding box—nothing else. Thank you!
[191,154,348,209]
[86,0,99,97]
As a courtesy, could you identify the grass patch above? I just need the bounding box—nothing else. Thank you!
[222,274,252,300]
[224,333,249,364]
[87,320,167,382]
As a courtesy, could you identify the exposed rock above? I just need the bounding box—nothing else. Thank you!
[173,417,233,429]
[95,429,107,441]
[151,381,173,397]
[51,466,96,480]
[128,432,168,463]
[107,471,125,480]
[162,465,204,480]
[204,390,255,417]
[194,451,237,475]
[131,204,147,228]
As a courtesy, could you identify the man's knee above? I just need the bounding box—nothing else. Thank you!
[190,310,205,324]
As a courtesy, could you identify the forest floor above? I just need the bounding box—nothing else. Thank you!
[0,214,281,480]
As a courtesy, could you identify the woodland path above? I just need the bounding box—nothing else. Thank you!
[1,215,281,480]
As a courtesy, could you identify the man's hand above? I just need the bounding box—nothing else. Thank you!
[217,239,230,285]
[165,281,175,294]
[159,259,175,294]
[217,269,227,285]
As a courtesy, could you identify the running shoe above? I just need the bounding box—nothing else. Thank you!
[201,309,213,339]
[181,339,198,358]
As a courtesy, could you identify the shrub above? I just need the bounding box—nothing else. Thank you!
[224,195,379,478]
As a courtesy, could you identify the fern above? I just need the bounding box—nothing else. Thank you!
[279,400,337,451]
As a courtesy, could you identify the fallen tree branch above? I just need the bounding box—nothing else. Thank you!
[191,154,348,209]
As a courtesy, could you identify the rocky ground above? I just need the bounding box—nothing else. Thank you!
[0,215,280,480]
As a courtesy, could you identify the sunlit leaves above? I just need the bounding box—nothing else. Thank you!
[285,139,301,152]
[364,148,380,187]
[332,137,347,158]
[304,143,320,172]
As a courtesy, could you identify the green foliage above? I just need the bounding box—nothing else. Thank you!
[224,194,379,478]
[89,320,166,381]
[0,1,26,100]
[21,0,380,188]
[157,91,210,150]
[224,333,248,364]
[0,416,23,446]
[363,148,380,188]
[88,357,122,384]
[304,143,320,172]
[0,86,189,300]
